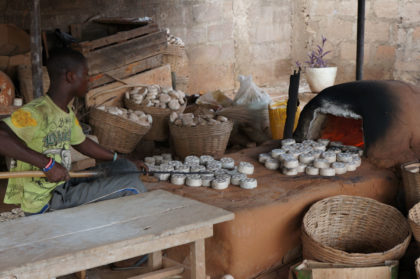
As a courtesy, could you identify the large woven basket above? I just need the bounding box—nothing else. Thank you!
[169,120,233,160]
[302,195,411,266]
[401,161,420,210]
[409,202,420,246]
[124,97,185,141]
[89,108,150,153]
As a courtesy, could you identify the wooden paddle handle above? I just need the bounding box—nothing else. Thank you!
[0,171,99,179]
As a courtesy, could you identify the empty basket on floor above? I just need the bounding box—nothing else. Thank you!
[401,161,420,210]
[125,97,185,141]
[302,195,411,266]
[169,120,233,159]
[89,108,150,153]
[409,202,420,246]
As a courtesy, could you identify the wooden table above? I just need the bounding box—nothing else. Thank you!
[0,190,234,279]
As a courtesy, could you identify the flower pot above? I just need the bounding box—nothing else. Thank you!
[305,66,337,93]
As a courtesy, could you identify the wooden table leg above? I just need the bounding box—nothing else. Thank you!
[148,251,163,271]
[190,239,205,279]
[75,270,86,279]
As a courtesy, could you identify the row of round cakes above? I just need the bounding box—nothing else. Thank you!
[258,138,363,176]
[144,154,257,190]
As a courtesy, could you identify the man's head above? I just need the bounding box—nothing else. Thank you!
[46,48,88,97]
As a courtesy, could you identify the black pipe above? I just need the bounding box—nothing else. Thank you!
[356,0,365,80]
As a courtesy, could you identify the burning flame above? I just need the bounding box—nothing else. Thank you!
[320,115,364,147]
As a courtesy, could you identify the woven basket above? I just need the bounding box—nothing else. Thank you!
[409,202,420,246]
[302,195,411,266]
[89,108,150,153]
[17,65,50,103]
[169,120,233,160]
[401,161,420,210]
[124,97,185,141]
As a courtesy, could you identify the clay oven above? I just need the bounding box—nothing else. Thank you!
[294,80,420,168]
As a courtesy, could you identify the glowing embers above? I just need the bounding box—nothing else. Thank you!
[320,114,364,147]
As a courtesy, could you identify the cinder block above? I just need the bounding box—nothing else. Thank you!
[366,20,390,42]
[223,1,233,20]
[313,0,336,16]
[375,45,396,65]
[188,64,234,93]
[252,22,290,43]
[319,19,354,41]
[413,27,420,40]
[251,42,290,61]
[185,27,207,45]
[373,0,399,18]
[336,0,358,16]
[219,41,235,63]
[188,44,222,65]
[192,3,223,24]
[401,2,420,24]
[208,21,233,42]
[340,42,356,61]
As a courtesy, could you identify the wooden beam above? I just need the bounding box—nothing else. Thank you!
[190,239,206,279]
[127,265,184,279]
[148,251,163,271]
[30,0,43,99]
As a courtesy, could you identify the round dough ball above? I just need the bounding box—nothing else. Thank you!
[240,178,258,189]
[238,162,254,175]
[320,167,336,176]
[313,158,329,169]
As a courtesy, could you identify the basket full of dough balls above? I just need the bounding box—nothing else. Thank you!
[408,201,420,246]
[302,195,411,266]
[124,85,186,141]
[169,112,233,159]
[89,106,152,153]
[401,161,420,209]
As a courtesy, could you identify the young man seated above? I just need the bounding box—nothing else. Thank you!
[0,48,147,215]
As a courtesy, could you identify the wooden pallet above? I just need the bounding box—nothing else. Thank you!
[73,22,167,89]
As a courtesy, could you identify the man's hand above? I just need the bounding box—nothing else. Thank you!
[43,162,70,182]
[130,159,149,174]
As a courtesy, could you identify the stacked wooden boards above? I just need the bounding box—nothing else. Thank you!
[73,21,167,89]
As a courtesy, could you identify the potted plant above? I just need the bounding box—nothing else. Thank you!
[297,36,337,93]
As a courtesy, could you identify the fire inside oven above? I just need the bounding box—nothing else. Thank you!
[318,114,364,148]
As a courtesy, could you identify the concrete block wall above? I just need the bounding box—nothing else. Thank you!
[292,0,420,85]
[1,0,420,97]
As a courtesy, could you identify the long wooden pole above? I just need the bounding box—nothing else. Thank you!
[30,0,43,99]
[0,171,99,179]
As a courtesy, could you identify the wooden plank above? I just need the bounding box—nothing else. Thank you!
[30,0,43,99]
[1,225,212,279]
[312,266,391,279]
[75,270,86,279]
[71,158,96,171]
[127,265,184,279]
[77,23,159,52]
[70,24,83,41]
[88,54,163,89]
[0,190,234,278]
[148,251,163,271]
[86,30,167,75]
[190,239,206,279]
[85,64,172,108]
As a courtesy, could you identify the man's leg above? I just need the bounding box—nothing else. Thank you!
[49,159,147,210]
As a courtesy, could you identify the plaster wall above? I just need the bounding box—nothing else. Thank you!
[1,0,420,97]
